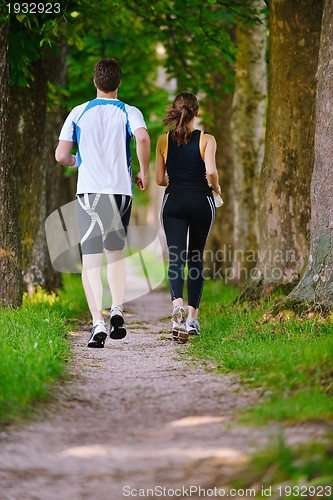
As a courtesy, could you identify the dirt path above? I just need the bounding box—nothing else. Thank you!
[0,287,326,500]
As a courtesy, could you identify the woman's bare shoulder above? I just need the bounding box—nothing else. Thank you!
[201,132,217,148]
[157,133,168,149]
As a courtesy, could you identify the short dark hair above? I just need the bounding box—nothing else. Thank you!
[93,58,122,93]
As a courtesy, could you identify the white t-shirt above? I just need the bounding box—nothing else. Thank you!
[59,98,147,196]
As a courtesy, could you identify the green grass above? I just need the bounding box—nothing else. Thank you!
[190,280,333,423]
[230,437,333,497]
[57,272,89,320]
[0,274,88,424]
[189,280,333,494]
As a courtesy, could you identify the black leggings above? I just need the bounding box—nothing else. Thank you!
[161,189,215,309]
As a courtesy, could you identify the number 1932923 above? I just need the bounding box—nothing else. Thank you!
[7,3,61,14]
[277,485,332,497]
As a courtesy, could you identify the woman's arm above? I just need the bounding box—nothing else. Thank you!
[156,134,169,186]
[203,134,221,194]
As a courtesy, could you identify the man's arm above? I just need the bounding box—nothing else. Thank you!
[133,127,150,191]
[55,140,77,167]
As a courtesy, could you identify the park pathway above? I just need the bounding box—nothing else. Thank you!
[0,287,325,500]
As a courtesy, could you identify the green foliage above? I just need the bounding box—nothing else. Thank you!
[47,80,69,112]
[3,0,65,85]
[231,438,333,496]
[9,17,41,85]
[189,280,333,423]
[123,0,238,96]
[0,274,87,423]
[5,0,267,93]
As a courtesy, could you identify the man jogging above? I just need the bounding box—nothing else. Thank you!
[55,58,150,348]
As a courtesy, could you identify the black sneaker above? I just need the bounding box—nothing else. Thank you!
[109,306,127,340]
[87,321,107,348]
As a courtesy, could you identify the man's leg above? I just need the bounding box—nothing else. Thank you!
[77,194,107,347]
[104,248,127,339]
[104,248,126,309]
[81,253,104,324]
[103,194,132,340]
[81,252,108,348]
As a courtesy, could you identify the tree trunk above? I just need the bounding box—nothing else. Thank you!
[204,69,236,281]
[40,43,72,292]
[10,56,48,294]
[230,1,267,284]
[280,0,333,308]
[240,0,323,301]
[0,20,23,307]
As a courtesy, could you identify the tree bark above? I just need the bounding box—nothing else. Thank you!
[240,0,323,300]
[10,56,48,294]
[280,0,333,308]
[230,1,267,283]
[0,20,23,307]
[204,69,236,281]
[40,43,72,292]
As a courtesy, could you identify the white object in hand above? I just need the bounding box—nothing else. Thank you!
[213,192,223,207]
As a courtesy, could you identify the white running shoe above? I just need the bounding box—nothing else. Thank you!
[186,318,200,336]
[87,321,107,348]
[171,305,188,344]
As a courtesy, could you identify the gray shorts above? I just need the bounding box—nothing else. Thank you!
[76,193,132,255]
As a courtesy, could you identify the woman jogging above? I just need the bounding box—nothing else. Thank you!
[156,92,221,344]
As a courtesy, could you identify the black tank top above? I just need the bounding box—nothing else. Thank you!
[165,129,211,193]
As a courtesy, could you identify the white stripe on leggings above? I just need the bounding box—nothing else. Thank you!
[160,193,169,232]
[206,196,216,239]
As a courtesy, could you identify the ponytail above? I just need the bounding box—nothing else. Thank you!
[162,92,199,146]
